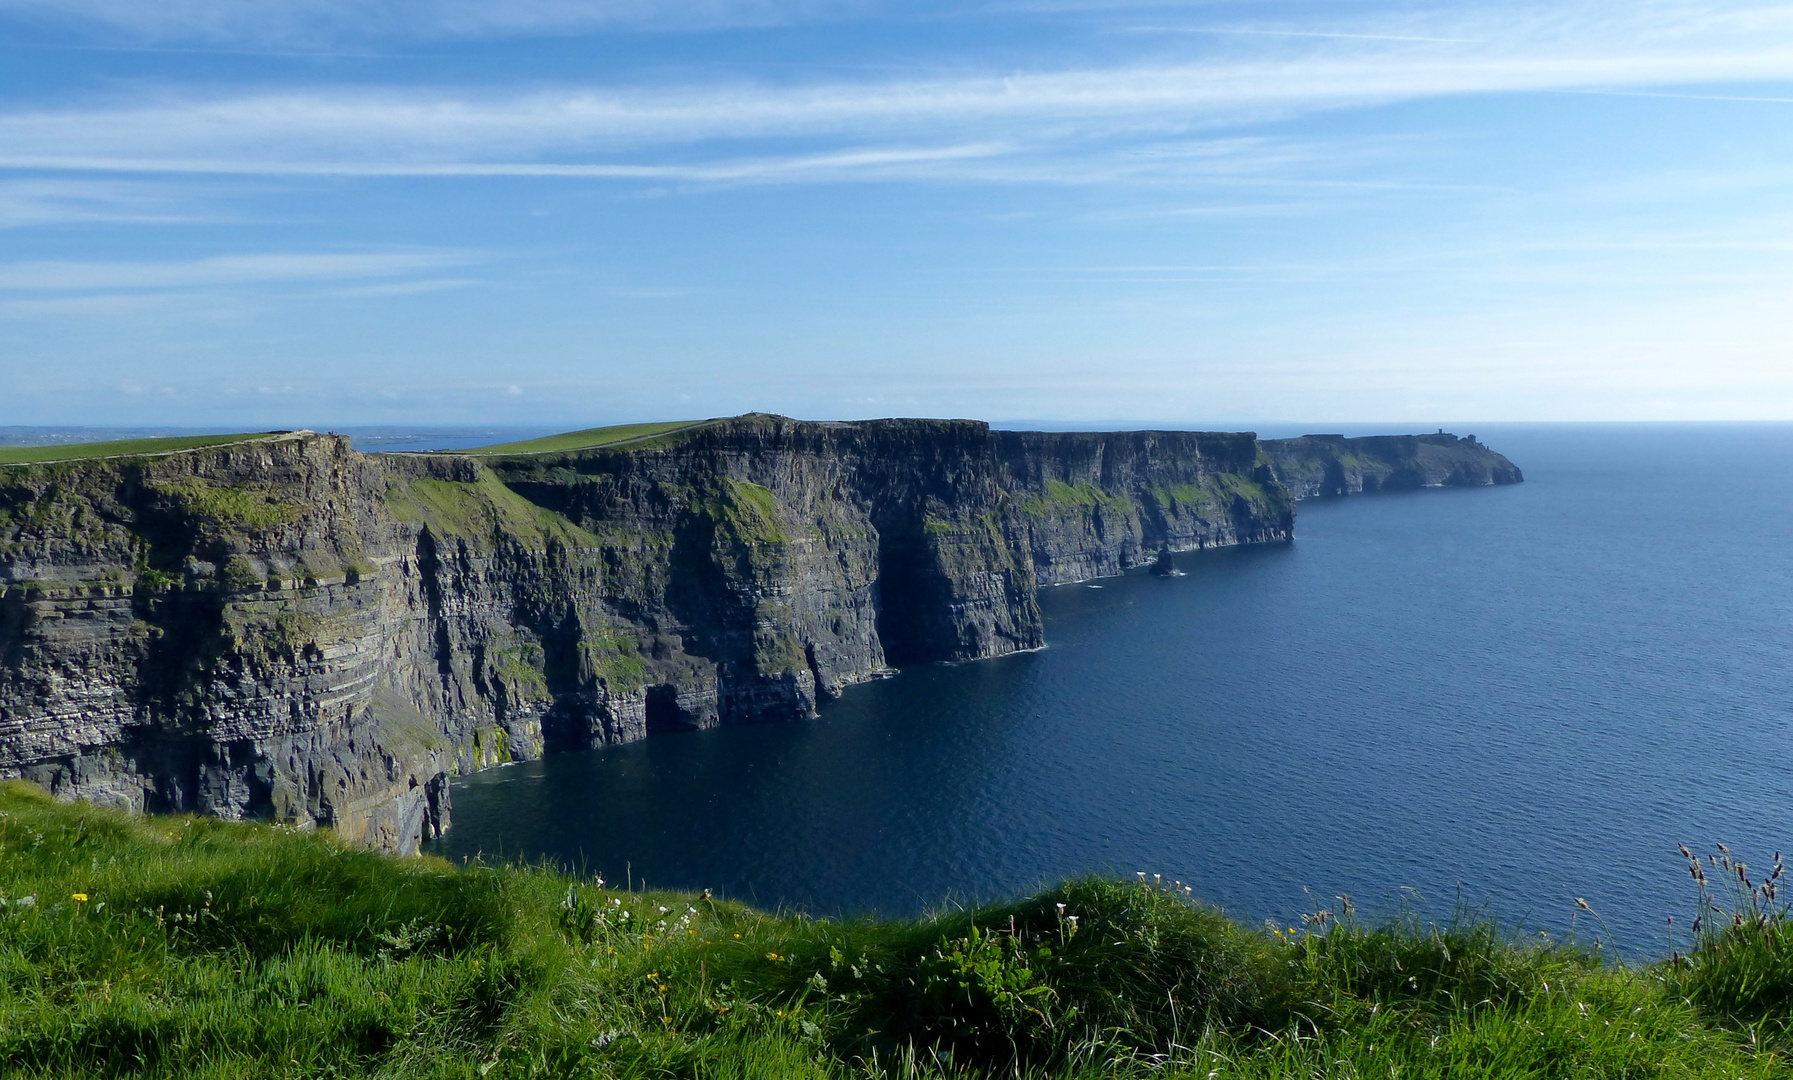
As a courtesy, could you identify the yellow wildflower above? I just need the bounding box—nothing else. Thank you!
[71,893,88,902]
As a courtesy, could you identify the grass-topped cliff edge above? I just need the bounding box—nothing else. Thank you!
[0,432,289,466]
[1,782,1787,1079]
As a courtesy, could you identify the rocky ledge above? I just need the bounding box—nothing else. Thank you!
[0,417,1518,851]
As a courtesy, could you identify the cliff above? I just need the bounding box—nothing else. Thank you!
[1260,431,1523,498]
[0,417,1514,852]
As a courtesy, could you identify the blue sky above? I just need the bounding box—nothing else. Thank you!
[2,1,1792,427]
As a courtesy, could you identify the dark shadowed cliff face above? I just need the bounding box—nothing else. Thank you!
[0,417,1515,852]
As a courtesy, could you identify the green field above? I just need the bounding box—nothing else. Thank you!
[1,780,1788,1079]
[0,433,277,466]
[465,422,711,457]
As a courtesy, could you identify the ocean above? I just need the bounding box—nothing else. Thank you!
[426,423,1793,953]
[10,420,1784,951]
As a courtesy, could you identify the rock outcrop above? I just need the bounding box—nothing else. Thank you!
[0,416,1517,851]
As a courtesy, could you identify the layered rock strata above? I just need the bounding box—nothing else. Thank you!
[0,416,1518,851]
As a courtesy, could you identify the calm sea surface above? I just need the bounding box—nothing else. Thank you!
[422,425,1782,948]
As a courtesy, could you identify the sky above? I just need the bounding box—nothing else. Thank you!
[2,0,1792,428]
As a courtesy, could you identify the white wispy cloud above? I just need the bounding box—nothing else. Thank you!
[0,293,172,317]
[0,6,1790,181]
[1125,26,1487,44]
[0,143,1015,182]
[0,0,857,42]
[0,251,474,290]
[0,177,225,226]
[325,277,480,296]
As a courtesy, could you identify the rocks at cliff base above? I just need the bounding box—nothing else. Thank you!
[0,416,1519,852]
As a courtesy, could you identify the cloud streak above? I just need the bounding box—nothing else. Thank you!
[0,143,1014,181]
[2,2,1791,188]
[0,0,859,42]
[0,177,227,226]
[0,250,473,290]
[2,47,1790,180]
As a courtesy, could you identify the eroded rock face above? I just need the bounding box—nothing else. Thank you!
[0,417,1518,852]
[0,435,595,852]
[991,430,1294,586]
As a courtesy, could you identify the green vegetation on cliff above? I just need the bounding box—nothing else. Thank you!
[492,643,553,702]
[707,480,791,546]
[1018,479,1132,519]
[385,473,601,552]
[1138,475,1275,518]
[149,478,307,532]
[0,782,1786,1079]
[586,628,649,693]
[679,478,792,551]
[0,433,276,466]
[1212,472,1272,505]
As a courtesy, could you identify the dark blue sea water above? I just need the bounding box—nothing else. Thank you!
[429,424,1793,952]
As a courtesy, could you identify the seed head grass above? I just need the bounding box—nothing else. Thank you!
[0,780,1788,1077]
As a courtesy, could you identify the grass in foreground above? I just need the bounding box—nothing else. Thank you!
[465,422,710,457]
[0,780,1788,1079]
[0,433,275,466]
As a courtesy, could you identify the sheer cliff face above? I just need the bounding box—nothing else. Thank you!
[0,436,573,852]
[992,430,1293,586]
[0,417,1510,852]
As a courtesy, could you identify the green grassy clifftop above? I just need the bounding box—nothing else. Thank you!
[462,422,714,457]
[0,433,281,467]
[0,781,1783,1079]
